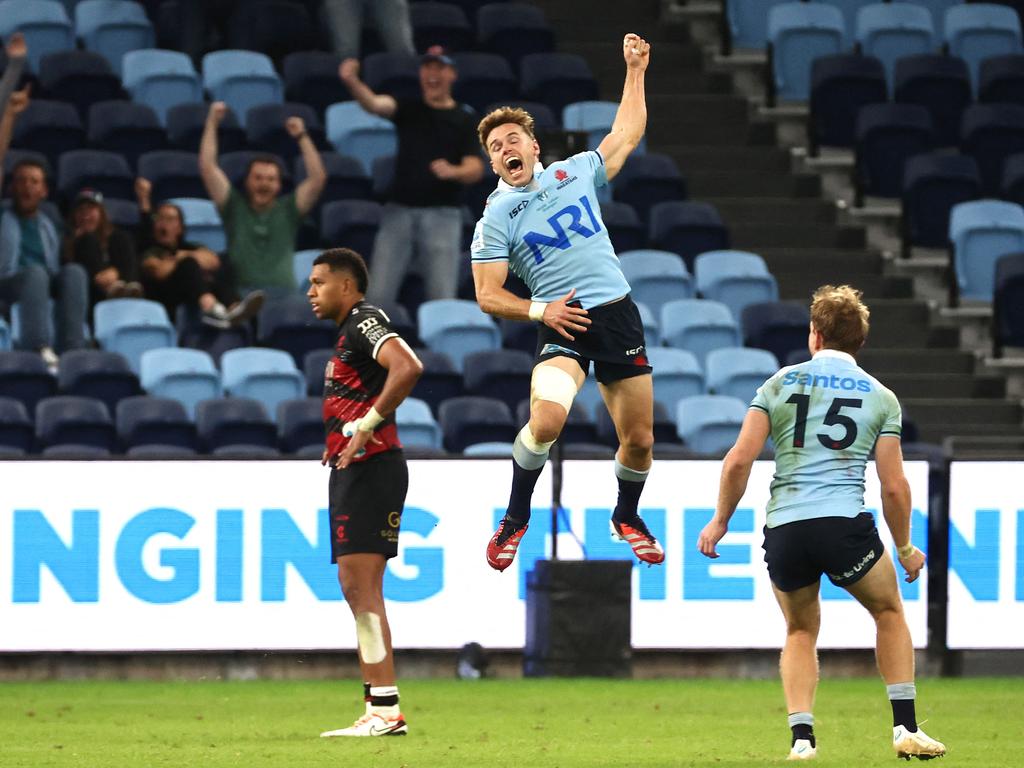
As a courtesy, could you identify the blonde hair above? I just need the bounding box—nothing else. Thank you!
[477,106,536,150]
[810,284,870,355]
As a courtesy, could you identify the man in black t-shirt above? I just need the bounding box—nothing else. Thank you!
[338,46,484,304]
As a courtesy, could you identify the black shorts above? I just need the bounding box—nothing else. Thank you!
[329,450,408,562]
[761,512,885,592]
[535,294,652,385]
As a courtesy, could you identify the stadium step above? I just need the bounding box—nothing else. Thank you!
[772,271,913,301]
[902,398,1022,427]
[707,200,839,226]
[858,349,977,375]
[662,146,792,174]
[684,170,821,198]
[884,374,1006,399]
[729,223,865,249]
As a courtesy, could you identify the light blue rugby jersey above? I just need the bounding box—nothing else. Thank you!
[750,349,903,528]
[469,150,631,308]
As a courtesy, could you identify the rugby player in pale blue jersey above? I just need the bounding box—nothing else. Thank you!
[471,33,664,570]
[698,286,946,761]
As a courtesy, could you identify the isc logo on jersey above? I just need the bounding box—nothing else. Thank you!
[523,194,602,264]
[783,369,872,393]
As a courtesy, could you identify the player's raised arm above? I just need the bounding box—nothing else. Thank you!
[597,33,650,182]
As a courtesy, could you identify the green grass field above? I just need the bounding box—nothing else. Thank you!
[1,677,1021,767]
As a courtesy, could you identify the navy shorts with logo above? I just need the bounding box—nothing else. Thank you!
[761,512,885,592]
[329,449,408,562]
[535,294,652,384]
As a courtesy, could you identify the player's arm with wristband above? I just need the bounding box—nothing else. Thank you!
[875,436,926,582]
[597,32,650,182]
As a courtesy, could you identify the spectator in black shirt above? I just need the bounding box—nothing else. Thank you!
[62,189,143,304]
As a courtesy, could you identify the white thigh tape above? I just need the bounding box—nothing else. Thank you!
[531,364,578,413]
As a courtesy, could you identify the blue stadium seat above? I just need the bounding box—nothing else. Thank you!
[57,149,134,203]
[635,300,661,346]
[646,347,704,414]
[902,153,981,253]
[0,319,9,351]
[57,349,139,412]
[706,347,779,403]
[326,102,398,175]
[202,50,283,121]
[122,49,202,126]
[410,348,464,414]
[612,153,686,224]
[854,103,933,201]
[0,396,34,453]
[452,52,517,112]
[476,2,555,67]
[520,53,599,116]
[961,103,1024,195]
[676,394,748,455]
[277,397,323,453]
[856,3,936,89]
[137,151,205,202]
[809,54,888,153]
[0,352,57,413]
[246,102,326,162]
[166,102,247,154]
[660,299,741,365]
[293,249,319,293]
[0,0,74,72]
[411,2,473,52]
[297,153,372,208]
[979,54,1024,104]
[87,100,166,170]
[38,50,125,121]
[320,200,382,254]
[35,395,115,451]
[694,250,779,320]
[768,2,846,104]
[945,2,1023,91]
[282,51,348,118]
[220,347,305,418]
[892,0,963,17]
[140,348,220,421]
[303,348,333,396]
[196,397,277,451]
[94,299,176,374]
[362,52,421,101]
[12,100,85,171]
[994,251,1024,354]
[116,394,197,450]
[600,201,646,254]
[893,54,971,147]
[396,397,443,449]
[618,250,694,318]
[438,395,516,452]
[75,0,154,75]
[818,0,880,44]
[462,349,533,412]
[257,295,337,366]
[741,301,811,362]
[225,0,315,66]
[418,299,501,372]
[463,441,515,456]
[564,100,647,155]
[649,201,730,272]
[218,150,293,194]
[949,199,1024,300]
[168,198,226,253]
[726,0,798,50]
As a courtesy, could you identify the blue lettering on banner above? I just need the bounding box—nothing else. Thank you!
[522,195,601,264]
[384,507,443,602]
[583,508,666,600]
[949,509,1000,601]
[115,508,199,604]
[261,509,340,602]
[13,509,99,603]
[683,508,755,600]
[216,510,243,602]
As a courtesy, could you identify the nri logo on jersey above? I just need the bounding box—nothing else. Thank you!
[523,195,601,264]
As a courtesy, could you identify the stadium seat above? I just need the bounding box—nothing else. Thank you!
[0,0,74,72]
[411,2,473,52]
[854,103,934,201]
[396,397,443,449]
[767,2,846,104]
[293,249,319,293]
[12,100,85,171]
[122,49,202,126]
[38,50,125,121]
[0,397,34,453]
[303,348,333,396]
[694,250,779,320]
[809,54,888,153]
[785,347,813,366]
[892,0,963,17]
[979,54,1024,104]
[225,0,315,65]
[411,349,465,414]
[612,153,687,224]
[1002,151,1024,206]
[57,149,134,204]
[945,3,1023,91]
[125,444,197,458]
[196,397,277,452]
[649,202,730,272]
[57,349,139,412]
[438,395,516,452]
[706,347,779,403]
[0,351,58,413]
[635,300,661,346]
[282,51,348,118]
[362,52,421,101]
[452,52,517,113]
[298,153,372,208]
[949,199,1024,301]
[520,53,599,117]
[482,100,558,133]
[376,300,420,347]
[202,50,283,122]
[960,103,1024,195]
[463,441,515,456]
[818,0,880,43]
[94,299,176,374]
[676,394,749,455]
[277,397,323,453]
[618,250,694,318]
[418,299,501,372]
[741,301,811,362]
[220,347,305,418]
[726,0,798,50]
[104,198,140,231]
[994,252,1024,354]
[902,153,982,253]
[137,151,205,202]
[246,102,326,162]
[74,0,154,75]
[660,299,741,365]
[166,102,247,154]
[856,2,935,88]
[35,395,115,451]
[87,101,166,170]
[325,102,398,175]
[599,202,646,254]
[462,349,533,412]
[645,347,704,414]
[116,395,197,450]
[140,350,220,421]
[320,200,382,255]
[168,198,226,253]
[42,444,111,458]
[257,295,337,367]
[564,100,647,155]
[893,54,971,147]
[476,2,555,67]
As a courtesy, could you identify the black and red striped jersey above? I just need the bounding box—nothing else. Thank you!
[322,301,403,462]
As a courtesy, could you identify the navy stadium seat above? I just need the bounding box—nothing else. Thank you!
[282,51,348,118]
[320,200,382,255]
[75,0,154,75]
[57,349,140,412]
[0,396,34,453]
[649,201,730,272]
[38,50,125,121]
[893,54,971,147]
[994,252,1024,354]
[979,53,1024,104]
[246,102,326,162]
[741,301,811,362]
[482,100,558,133]
[116,394,197,450]
[196,397,277,452]
[600,201,646,254]
[35,395,115,451]
[87,100,166,169]
[57,149,134,203]
[0,352,57,414]
[166,102,247,154]
[961,103,1024,195]
[303,348,333,396]
[902,153,981,254]
[125,444,197,459]
[138,151,206,202]
[411,2,474,52]
[613,154,687,224]
[854,103,933,202]
[452,53,517,112]
[277,397,323,454]
[520,53,599,116]
[462,349,533,412]
[362,52,422,101]
[122,49,202,126]
[411,348,465,414]
[11,100,85,171]
[438,395,516,452]
[376,300,420,347]
[226,0,315,65]
[476,2,555,67]
[104,198,140,230]
[41,444,111,458]
[257,295,337,367]
[809,54,888,153]
[297,153,372,207]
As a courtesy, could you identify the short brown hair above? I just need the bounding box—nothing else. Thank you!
[810,284,870,355]
[477,106,536,150]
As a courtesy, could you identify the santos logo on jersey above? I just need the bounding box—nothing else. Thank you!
[522,195,602,264]
[782,370,872,393]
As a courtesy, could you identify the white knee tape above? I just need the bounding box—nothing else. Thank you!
[531,365,578,413]
[355,612,386,665]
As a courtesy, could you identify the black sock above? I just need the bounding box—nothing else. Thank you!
[612,476,646,524]
[891,699,918,732]
[369,685,399,708]
[791,724,815,747]
[506,459,543,526]
[363,681,371,703]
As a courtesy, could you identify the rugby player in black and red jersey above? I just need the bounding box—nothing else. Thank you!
[309,248,423,738]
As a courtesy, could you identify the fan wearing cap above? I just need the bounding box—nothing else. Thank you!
[62,188,143,303]
[338,46,484,305]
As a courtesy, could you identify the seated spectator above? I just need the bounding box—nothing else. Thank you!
[199,102,326,298]
[62,189,143,303]
[135,177,263,328]
[324,0,414,60]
